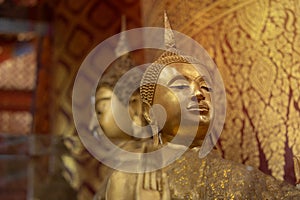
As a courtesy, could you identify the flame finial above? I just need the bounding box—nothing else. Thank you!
[115,15,129,57]
[164,11,176,49]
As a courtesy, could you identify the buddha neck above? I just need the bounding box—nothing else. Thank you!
[161,134,204,149]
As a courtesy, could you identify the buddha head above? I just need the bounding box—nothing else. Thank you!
[90,15,146,142]
[140,49,213,148]
[94,55,132,140]
[93,53,146,142]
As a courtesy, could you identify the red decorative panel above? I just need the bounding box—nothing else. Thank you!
[0,52,36,90]
[0,111,32,134]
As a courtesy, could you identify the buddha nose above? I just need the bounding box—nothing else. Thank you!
[191,84,205,102]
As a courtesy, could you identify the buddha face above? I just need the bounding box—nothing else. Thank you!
[95,86,132,140]
[152,63,212,146]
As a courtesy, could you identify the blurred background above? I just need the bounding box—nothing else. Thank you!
[0,0,299,199]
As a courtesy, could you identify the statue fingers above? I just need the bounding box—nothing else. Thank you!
[135,172,144,198]
[156,171,162,191]
[143,172,150,190]
[150,171,157,190]
[161,172,171,200]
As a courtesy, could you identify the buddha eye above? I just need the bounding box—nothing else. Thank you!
[201,85,213,92]
[97,110,103,115]
[95,107,104,117]
[169,79,190,90]
[95,97,111,116]
[198,80,213,92]
[95,102,108,116]
[170,85,190,90]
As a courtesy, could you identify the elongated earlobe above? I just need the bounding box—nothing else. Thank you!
[142,102,152,124]
[142,102,160,146]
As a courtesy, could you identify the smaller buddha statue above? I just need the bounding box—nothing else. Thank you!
[91,16,148,200]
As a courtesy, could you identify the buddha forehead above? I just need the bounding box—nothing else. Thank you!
[157,62,205,86]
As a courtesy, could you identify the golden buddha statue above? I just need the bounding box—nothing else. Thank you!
[105,50,300,200]
[104,13,300,200]
[105,51,300,200]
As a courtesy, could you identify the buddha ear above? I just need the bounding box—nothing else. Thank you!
[143,102,160,146]
[142,102,152,124]
[129,92,143,126]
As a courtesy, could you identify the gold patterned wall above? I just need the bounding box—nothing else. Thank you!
[50,0,142,199]
[142,0,300,184]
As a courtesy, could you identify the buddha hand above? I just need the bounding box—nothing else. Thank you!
[135,170,170,200]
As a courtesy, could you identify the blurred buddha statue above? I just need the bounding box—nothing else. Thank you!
[92,52,145,200]
[91,16,149,200]
[91,16,134,141]
[105,12,300,200]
